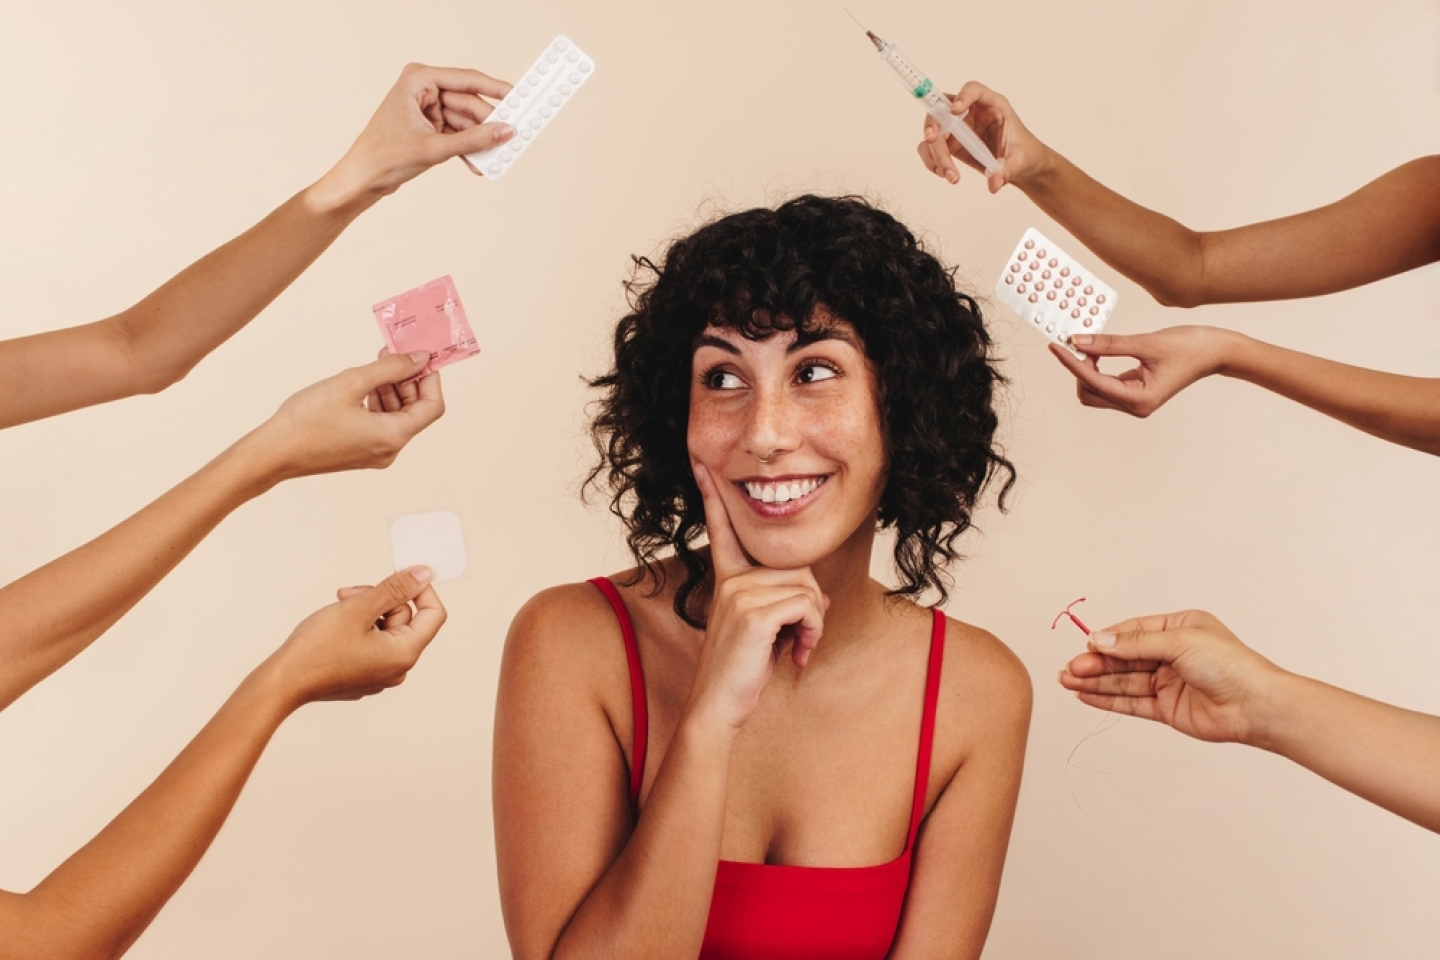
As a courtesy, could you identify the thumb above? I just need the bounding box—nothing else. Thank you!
[1067,332,1142,359]
[1089,625,1182,663]
[354,566,434,620]
[444,121,515,160]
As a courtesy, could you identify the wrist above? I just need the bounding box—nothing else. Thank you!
[676,700,742,754]
[1011,141,1061,190]
[225,426,293,493]
[238,656,305,726]
[1239,663,1303,752]
[303,159,388,220]
[1209,327,1253,380]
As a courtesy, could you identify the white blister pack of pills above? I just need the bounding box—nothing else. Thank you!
[994,228,1118,358]
[464,35,594,180]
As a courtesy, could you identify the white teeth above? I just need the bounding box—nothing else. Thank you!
[743,477,824,504]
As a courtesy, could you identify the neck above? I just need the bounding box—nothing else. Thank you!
[806,509,892,658]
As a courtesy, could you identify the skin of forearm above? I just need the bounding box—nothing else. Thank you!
[1015,147,1207,307]
[1218,331,1440,456]
[553,714,735,960]
[111,182,375,395]
[1252,670,1440,834]
[0,431,283,711]
[0,663,294,960]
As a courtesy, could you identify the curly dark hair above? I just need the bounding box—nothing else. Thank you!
[587,194,1015,627]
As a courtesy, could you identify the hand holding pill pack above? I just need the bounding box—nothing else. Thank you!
[465,35,594,180]
[994,229,1118,358]
[372,275,478,377]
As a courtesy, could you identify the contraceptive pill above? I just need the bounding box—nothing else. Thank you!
[464,35,595,181]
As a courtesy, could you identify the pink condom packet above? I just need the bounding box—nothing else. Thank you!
[372,275,479,378]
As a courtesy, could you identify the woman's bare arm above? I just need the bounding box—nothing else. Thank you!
[0,569,446,959]
[919,83,1440,307]
[0,63,514,430]
[888,623,1032,960]
[0,352,442,711]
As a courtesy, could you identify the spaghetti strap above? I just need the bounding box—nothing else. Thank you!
[589,577,648,810]
[905,608,946,850]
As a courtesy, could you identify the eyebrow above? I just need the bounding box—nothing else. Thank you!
[693,326,861,356]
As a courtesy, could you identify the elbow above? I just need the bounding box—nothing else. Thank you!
[134,361,194,396]
[1143,230,1212,309]
[105,316,192,397]
[1148,283,1205,310]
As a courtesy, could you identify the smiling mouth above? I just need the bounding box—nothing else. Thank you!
[739,475,830,505]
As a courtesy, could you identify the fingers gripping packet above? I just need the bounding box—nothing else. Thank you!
[464,35,595,180]
[995,228,1118,359]
[372,276,478,377]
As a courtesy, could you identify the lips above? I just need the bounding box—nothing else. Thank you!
[732,474,831,518]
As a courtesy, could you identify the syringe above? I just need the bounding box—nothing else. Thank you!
[854,21,1003,178]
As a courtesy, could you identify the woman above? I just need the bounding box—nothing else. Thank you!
[494,195,1032,959]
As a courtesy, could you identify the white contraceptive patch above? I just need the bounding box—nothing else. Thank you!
[390,511,468,582]
[994,228,1118,358]
[464,35,594,180]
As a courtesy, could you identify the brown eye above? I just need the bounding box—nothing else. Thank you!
[797,362,839,384]
[704,368,744,390]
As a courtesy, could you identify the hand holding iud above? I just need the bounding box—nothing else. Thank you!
[372,275,479,378]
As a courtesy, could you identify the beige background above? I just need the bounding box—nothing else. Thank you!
[2,0,1439,955]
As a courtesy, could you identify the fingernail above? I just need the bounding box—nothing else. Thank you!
[407,565,434,584]
[1070,335,1093,347]
[494,124,514,140]
[408,351,430,365]
[799,648,812,667]
[1091,631,1116,649]
[946,169,958,184]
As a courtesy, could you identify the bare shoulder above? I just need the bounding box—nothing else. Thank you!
[499,580,631,708]
[938,615,1033,745]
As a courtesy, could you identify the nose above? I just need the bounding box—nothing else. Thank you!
[745,385,801,464]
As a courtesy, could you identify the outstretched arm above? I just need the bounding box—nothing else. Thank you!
[0,63,514,430]
[0,351,443,712]
[0,568,446,959]
[917,83,1440,308]
[1047,326,1440,455]
[1059,610,1440,834]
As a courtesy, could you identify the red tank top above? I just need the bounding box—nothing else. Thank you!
[589,577,946,960]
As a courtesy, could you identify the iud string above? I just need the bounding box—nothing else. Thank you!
[1052,597,1121,811]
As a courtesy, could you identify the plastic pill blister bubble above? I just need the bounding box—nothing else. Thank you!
[464,35,594,180]
[994,228,1118,358]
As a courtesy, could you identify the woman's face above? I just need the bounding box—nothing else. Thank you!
[687,315,887,570]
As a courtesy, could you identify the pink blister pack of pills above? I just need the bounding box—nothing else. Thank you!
[372,275,478,377]
[994,228,1118,358]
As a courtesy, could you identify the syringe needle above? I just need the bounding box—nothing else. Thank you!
[844,8,886,50]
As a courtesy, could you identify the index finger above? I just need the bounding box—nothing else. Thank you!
[412,64,513,100]
[693,461,750,579]
[1048,343,1142,407]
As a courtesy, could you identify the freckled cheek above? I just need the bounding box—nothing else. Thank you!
[686,402,743,467]
[805,402,886,468]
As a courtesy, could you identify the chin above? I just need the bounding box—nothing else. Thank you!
[732,525,841,570]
